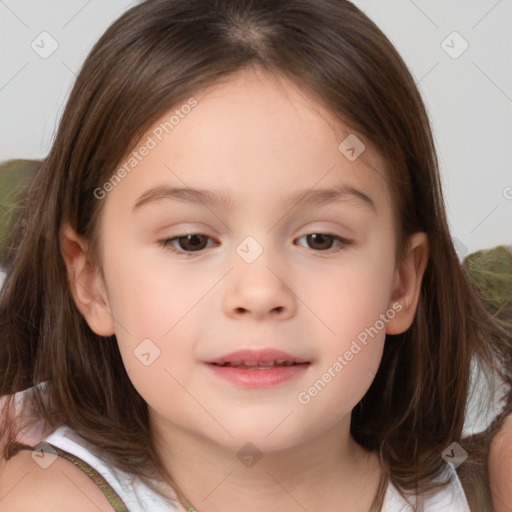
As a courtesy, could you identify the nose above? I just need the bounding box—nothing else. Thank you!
[222,250,297,321]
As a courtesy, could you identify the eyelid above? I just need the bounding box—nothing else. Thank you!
[294,233,353,251]
[159,233,218,256]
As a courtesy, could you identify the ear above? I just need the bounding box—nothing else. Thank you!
[386,232,429,335]
[60,224,115,337]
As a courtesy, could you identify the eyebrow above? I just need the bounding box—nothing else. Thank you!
[132,184,377,214]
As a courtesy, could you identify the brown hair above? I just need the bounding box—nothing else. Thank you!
[1,0,510,509]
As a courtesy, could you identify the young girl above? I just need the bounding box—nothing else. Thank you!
[0,0,510,510]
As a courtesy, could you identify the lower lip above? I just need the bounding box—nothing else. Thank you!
[205,363,309,388]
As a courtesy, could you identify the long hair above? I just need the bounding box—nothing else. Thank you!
[1,0,510,509]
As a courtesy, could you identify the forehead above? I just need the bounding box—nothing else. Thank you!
[104,67,392,221]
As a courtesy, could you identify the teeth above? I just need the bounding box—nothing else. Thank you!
[256,361,276,368]
[241,361,259,367]
[213,360,299,368]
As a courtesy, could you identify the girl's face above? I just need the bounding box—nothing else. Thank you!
[74,68,424,453]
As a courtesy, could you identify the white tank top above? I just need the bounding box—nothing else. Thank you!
[32,424,469,512]
[8,383,470,511]
[42,424,181,511]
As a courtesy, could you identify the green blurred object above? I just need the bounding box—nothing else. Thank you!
[463,245,512,329]
[0,159,41,259]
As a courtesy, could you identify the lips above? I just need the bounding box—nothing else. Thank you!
[205,348,310,388]
[206,349,310,369]
[213,361,300,369]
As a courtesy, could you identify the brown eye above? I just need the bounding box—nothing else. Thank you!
[305,233,335,250]
[295,233,352,252]
[162,234,212,252]
[176,234,208,251]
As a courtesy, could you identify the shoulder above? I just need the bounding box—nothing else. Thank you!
[0,448,114,512]
[489,413,512,512]
[383,465,470,512]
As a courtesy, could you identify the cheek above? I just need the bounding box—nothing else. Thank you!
[102,235,216,340]
[306,246,395,343]
[297,248,395,413]
[297,290,389,425]
[99,235,213,391]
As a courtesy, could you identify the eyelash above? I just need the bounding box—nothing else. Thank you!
[158,233,353,258]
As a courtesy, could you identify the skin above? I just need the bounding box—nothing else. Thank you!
[59,67,429,512]
[0,450,115,511]
[489,413,512,512]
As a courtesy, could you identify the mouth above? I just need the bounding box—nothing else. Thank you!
[209,360,308,369]
[205,349,311,388]
[205,348,310,367]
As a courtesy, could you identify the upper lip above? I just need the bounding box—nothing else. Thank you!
[206,349,309,365]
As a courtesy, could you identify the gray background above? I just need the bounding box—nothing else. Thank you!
[1,0,511,256]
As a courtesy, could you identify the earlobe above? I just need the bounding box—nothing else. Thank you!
[386,232,429,335]
[60,224,115,337]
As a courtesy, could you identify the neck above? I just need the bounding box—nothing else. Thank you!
[151,414,382,512]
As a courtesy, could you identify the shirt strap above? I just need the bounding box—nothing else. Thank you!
[12,442,129,512]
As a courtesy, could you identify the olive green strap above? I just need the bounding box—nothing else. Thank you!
[176,493,198,512]
[13,442,129,512]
